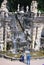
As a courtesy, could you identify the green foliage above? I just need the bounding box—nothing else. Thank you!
[37,0,44,11]
[7,0,32,11]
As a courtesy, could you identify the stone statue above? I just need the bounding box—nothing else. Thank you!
[26,6,29,12]
[17,4,20,12]
[30,0,38,18]
[1,0,8,17]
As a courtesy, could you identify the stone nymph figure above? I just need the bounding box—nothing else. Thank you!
[1,0,8,17]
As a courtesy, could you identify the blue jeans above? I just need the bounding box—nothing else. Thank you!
[27,60,30,65]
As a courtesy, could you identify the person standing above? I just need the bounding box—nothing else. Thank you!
[26,51,31,65]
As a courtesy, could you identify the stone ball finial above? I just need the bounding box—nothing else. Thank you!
[26,6,29,12]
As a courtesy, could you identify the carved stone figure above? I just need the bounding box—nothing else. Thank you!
[1,0,8,17]
[30,0,38,17]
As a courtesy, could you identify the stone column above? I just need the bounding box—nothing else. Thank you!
[32,24,44,51]
[4,23,7,51]
[32,27,37,49]
[35,25,43,50]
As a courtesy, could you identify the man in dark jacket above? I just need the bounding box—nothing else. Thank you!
[20,55,24,62]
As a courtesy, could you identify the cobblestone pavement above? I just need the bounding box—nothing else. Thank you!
[0,58,44,65]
